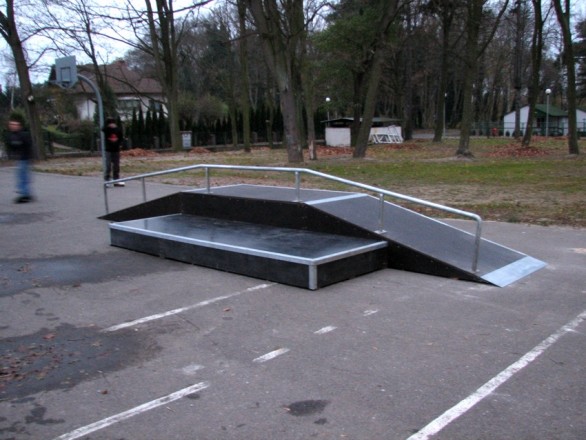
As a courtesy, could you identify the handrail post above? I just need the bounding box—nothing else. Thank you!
[141,177,147,203]
[376,194,386,233]
[294,171,301,202]
[104,184,109,214]
[472,219,482,272]
[205,167,211,193]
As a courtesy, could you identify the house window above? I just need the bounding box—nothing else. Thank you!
[117,99,142,119]
[149,99,163,113]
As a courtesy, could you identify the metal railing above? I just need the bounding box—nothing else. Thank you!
[104,164,483,272]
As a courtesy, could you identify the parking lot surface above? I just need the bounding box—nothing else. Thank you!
[1,167,585,440]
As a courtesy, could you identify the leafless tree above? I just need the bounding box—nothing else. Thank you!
[456,0,509,157]
[552,0,579,154]
[0,0,45,159]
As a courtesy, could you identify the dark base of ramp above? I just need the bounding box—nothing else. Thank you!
[110,214,388,290]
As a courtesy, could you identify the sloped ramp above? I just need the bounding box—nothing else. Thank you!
[305,191,546,287]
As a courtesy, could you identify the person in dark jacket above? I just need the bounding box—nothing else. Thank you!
[102,117,125,187]
[6,117,34,203]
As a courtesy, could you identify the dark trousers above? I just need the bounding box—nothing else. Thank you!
[104,151,120,181]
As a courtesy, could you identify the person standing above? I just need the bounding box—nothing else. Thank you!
[102,117,125,187]
[6,116,34,203]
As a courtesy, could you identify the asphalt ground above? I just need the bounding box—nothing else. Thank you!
[0,166,584,440]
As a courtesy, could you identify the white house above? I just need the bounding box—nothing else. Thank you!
[325,117,403,146]
[502,104,586,136]
[69,60,165,121]
[577,108,586,134]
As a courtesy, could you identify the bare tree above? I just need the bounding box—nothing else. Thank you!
[455,0,509,157]
[0,0,44,159]
[115,0,211,151]
[352,0,402,158]
[431,0,463,143]
[552,0,579,155]
[521,0,546,146]
[40,0,119,116]
[246,0,306,163]
[237,0,252,152]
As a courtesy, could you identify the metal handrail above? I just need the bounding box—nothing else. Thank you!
[104,164,483,272]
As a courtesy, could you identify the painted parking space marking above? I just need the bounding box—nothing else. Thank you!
[406,309,586,440]
[314,325,337,335]
[181,364,204,375]
[102,283,273,332]
[68,289,373,438]
[52,381,210,440]
[253,348,290,363]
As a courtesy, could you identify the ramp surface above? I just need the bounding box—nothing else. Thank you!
[110,213,387,290]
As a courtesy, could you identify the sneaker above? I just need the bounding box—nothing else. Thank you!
[113,182,126,187]
[105,183,114,188]
[14,196,32,204]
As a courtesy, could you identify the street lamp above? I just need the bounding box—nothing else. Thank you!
[545,88,551,137]
[325,97,331,121]
[443,93,447,137]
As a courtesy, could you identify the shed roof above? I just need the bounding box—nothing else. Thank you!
[534,104,567,117]
[324,117,401,127]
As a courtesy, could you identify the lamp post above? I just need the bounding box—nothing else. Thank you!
[325,97,331,121]
[545,88,551,137]
[443,93,447,137]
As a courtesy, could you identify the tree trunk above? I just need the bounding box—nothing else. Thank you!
[0,0,45,159]
[512,0,524,139]
[352,0,400,158]
[353,52,385,157]
[402,6,414,142]
[237,0,251,152]
[553,0,580,155]
[522,0,544,147]
[456,0,483,157]
[247,0,304,163]
[433,2,455,143]
[145,0,182,151]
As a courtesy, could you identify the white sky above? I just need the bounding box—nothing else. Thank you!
[0,0,585,89]
[0,0,214,87]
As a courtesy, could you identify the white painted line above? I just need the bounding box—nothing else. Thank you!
[314,326,337,335]
[363,309,379,316]
[102,283,273,332]
[253,348,290,363]
[181,364,204,375]
[406,309,586,440]
[52,381,210,440]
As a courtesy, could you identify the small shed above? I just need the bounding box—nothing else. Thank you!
[503,104,569,136]
[324,117,403,146]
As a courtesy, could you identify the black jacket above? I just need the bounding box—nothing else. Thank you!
[102,124,124,153]
[6,129,33,160]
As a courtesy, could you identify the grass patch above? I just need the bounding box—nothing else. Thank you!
[34,136,586,227]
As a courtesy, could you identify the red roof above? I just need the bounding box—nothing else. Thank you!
[74,60,163,96]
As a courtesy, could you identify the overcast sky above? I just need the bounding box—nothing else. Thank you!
[1,0,585,91]
[0,0,214,87]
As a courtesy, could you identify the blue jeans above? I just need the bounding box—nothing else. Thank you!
[16,160,31,197]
